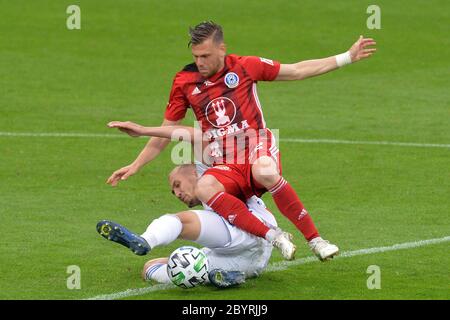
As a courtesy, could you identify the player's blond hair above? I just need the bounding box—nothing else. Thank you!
[188,21,223,47]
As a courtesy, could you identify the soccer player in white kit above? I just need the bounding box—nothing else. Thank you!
[97,163,280,287]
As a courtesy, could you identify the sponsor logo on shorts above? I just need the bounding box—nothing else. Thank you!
[249,142,264,160]
[214,165,230,171]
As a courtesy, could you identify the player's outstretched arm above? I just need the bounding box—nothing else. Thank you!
[107,121,204,143]
[275,35,376,81]
[106,118,181,187]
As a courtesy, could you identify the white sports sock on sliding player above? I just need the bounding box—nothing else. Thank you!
[144,263,171,284]
[140,214,182,249]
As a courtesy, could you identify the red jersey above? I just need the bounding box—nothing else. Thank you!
[164,54,280,141]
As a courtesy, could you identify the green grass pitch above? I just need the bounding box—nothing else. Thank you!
[0,0,448,300]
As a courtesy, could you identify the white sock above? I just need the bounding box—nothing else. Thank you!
[265,229,277,242]
[144,263,171,284]
[140,214,182,249]
[308,236,323,245]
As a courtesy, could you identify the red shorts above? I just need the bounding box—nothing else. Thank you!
[204,129,282,200]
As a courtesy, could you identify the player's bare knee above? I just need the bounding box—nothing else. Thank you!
[176,211,196,224]
[176,211,201,241]
[252,156,280,188]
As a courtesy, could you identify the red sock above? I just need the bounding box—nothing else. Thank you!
[207,192,270,239]
[269,177,320,241]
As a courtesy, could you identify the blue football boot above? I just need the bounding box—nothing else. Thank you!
[208,269,246,288]
[96,220,150,256]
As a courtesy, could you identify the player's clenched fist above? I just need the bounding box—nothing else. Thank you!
[106,164,139,186]
[349,35,377,62]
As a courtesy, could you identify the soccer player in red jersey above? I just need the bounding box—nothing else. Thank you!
[107,21,376,261]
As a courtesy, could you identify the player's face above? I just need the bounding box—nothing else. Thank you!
[169,171,200,208]
[191,38,226,78]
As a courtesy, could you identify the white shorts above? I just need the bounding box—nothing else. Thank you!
[191,196,277,278]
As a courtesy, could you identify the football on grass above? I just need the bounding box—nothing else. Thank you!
[167,246,209,289]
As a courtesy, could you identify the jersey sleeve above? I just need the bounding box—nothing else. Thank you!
[240,56,281,81]
[164,73,189,121]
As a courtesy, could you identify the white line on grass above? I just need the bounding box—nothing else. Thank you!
[1,131,449,148]
[0,132,126,138]
[280,138,450,149]
[85,235,450,300]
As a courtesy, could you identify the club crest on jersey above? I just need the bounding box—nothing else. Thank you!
[224,72,239,88]
[205,97,237,128]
